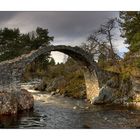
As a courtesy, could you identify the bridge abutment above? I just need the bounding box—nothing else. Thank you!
[84,68,99,101]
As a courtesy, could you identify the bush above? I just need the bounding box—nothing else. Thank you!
[121,72,130,82]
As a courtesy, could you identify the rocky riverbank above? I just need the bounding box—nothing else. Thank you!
[1,73,140,115]
[34,75,86,99]
[27,92,140,129]
[1,90,140,128]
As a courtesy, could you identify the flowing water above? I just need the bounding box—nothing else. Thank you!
[1,83,140,129]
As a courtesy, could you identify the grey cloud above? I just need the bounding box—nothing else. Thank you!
[0,11,119,45]
[0,12,18,25]
[24,11,118,38]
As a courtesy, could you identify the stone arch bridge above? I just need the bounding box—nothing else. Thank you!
[0,45,120,102]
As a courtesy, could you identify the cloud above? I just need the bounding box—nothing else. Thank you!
[0,12,17,24]
[0,11,118,43]
[0,11,126,63]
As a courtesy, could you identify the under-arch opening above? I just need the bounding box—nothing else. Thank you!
[21,52,87,99]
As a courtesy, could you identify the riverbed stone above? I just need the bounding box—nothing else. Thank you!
[56,89,60,93]
[51,91,56,96]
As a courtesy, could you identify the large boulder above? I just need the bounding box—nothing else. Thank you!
[0,92,17,115]
[92,85,118,105]
[92,75,131,105]
[0,90,34,115]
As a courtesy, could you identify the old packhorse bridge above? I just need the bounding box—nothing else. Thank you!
[0,45,121,103]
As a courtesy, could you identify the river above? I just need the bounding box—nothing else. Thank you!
[0,83,140,129]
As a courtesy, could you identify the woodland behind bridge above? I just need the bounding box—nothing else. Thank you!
[0,11,140,98]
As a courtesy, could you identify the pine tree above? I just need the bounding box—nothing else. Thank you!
[119,11,140,52]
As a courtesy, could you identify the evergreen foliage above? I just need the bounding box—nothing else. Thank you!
[0,27,53,61]
[119,12,140,52]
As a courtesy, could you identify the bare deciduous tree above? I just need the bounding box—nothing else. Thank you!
[80,18,121,71]
[81,18,120,71]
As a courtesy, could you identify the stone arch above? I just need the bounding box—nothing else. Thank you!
[0,45,101,101]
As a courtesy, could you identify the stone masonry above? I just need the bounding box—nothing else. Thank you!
[0,45,121,103]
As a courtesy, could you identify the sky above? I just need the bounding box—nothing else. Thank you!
[0,11,129,63]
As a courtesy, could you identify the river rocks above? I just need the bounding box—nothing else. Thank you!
[0,90,34,115]
[17,89,34,110]
[90,73,123,105]
[34,81,47,91]
[34,76,67,95]
[104,117,108,121]
[56,89,60,93]
[92,85,118,105]
[73,106,77,109]
[92,83,130,105]
[85,106,89,109]
[91,72,137,105]
[51,91,56,96]
[113,97,128,104]
[46,76,67,92]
